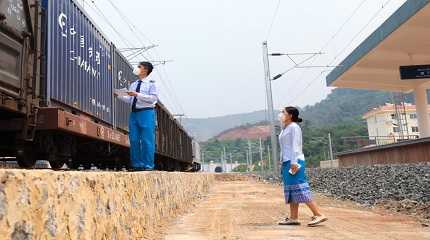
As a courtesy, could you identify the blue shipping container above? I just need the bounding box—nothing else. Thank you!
[43,0,113,124]
[112,46,133,132]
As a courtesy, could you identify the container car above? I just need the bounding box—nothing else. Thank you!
[191,141,201,171]
[0,0,197,171]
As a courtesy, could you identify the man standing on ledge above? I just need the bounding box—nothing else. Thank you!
[116,62,158,171]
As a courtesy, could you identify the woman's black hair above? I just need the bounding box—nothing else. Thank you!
[284,106,303,123]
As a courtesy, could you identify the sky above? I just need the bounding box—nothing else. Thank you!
[78,0,406,118]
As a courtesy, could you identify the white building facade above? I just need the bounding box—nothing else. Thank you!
[363,103,430,144]
[201,161,241,173]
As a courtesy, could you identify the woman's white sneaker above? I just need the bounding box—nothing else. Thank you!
[278,217,301,226]
[307,215,328,227]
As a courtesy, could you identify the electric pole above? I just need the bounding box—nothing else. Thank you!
[223,147,227,172]
[328,133,334,161]
[259,138,264,174]
[262,41,279,177]
[201,151,205,172]
[248,140,253,172]
[229,153,233,172]
[246,151,249,172]
[267,145,271,172]
[220,152,224,172]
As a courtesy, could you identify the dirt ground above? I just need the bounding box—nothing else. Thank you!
[160,178,430,240]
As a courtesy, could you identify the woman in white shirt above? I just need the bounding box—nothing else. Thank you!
[278,106,327,227]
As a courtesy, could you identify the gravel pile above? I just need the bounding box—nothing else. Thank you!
[307,164,430,223]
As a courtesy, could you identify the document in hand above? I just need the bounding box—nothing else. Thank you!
[114,88,129,97]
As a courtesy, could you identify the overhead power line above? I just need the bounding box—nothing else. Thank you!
[80,1,176,114]
[90,0,187,116]
[107,1,187,116]
[282,0,369,103]
[86,0,179,113]
[265,0,281,40]
[288,0,395,105]
[320,0,369,51]
[331,0,394,64]
[271,52,323,80]
[106,0,155,46]
[84,2,134,48]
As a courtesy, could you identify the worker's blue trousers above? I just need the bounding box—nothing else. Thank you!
[129,109,156,169]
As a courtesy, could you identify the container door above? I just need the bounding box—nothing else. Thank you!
[0,0,28,94]
[112,47,133,131]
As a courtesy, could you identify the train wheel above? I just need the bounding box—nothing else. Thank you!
[48,153,66,170]
[49,159,66,170]
[16,145,36,168]
[67,161,79,170]
[193,163,201,172]
[82,163,92,170]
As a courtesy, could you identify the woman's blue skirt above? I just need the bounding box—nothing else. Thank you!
[281,160,312,203]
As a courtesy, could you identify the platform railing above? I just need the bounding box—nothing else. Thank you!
[339,135,420,153]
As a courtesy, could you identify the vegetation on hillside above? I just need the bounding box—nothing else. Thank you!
[199,88,427,168]
[300,89,415,127]
[185,88,420,141]
[202,119,367,168]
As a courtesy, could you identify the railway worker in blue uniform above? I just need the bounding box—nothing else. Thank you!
[116,62,158,171]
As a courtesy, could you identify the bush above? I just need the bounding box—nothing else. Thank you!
[232,164,247,172]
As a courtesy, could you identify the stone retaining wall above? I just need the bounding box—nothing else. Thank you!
[0,170,214,239]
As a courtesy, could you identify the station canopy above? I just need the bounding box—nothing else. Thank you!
[326,0,430,92]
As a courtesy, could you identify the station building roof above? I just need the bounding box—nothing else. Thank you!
[326,0,430,92]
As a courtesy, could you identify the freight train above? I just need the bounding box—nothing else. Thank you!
[0,0,201,171]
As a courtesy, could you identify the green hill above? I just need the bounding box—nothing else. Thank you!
[182,110,266,141]
[183,89,418,141]
[301,89,391,127]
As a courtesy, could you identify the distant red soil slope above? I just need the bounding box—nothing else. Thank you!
[216,125,270,140]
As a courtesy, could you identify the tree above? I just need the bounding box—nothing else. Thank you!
[232,164,247,172]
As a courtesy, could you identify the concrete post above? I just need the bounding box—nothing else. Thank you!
[414,85,430,138]
[328,133,334,161]
[262,41,279,176]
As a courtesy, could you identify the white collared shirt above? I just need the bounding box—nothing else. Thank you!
[117,78,158,109]
[278,122,305,164]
